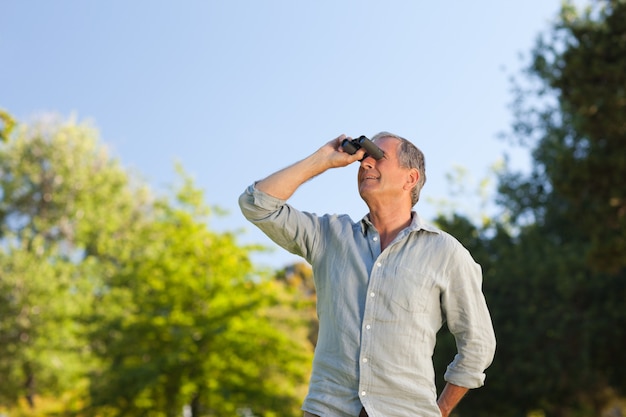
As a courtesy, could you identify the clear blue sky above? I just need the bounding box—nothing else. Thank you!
[1,1,576,268]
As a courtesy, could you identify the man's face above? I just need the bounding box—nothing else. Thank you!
[357,136,416,206]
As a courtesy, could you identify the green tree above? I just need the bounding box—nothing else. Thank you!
[0,109,16,142]
[87,173,313,417]
[508,0,626,274]
[0,114,147,411]
[275,262,318,347]
[1,113,314,416]
[432,1,626,416]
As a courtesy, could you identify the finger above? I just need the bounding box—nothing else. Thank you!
[334,134,348,150]
[356,148,367,160]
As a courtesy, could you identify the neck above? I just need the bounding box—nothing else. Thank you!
[367,203,413,251]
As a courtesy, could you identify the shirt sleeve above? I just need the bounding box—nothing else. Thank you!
[441,243,497,389]
[238,183,320,260]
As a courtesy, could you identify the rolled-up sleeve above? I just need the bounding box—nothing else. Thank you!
[239,184,286,220]
[441,245,497,388]
[238,184,319,259]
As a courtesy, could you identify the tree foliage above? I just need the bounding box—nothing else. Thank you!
[0,116,139,409]
[505,0,626,273]
[432,1,626,416]
[275,262,318,347]
[0,109,16,142]
[87,175,313,417]
[0,114,314,416]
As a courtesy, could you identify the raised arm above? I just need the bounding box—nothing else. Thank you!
[256,134,364,200]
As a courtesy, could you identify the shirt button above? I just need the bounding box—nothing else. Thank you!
[362,358,368,363]
[361,391,367,396]
[366,324,371,330]
[376,262,382,267]
[370,292,375,297]
[373,237,378,242]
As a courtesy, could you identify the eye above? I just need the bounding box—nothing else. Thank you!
[359,151,387,162]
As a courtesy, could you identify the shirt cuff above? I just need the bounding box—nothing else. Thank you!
[248,183,287,209]
[444,361,487,389]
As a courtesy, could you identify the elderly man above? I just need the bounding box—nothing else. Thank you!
[239,132,496,417]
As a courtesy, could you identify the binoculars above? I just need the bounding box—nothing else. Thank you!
[341,135,384,160]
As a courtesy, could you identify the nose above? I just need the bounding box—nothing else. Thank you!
[360,154,375,169]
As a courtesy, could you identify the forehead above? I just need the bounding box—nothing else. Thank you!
[374,136,401,155]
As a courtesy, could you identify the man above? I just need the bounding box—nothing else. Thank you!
[239,132,496,417]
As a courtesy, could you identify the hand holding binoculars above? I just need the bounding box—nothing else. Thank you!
[341,136,384,160]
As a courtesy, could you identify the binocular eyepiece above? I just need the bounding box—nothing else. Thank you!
[341,135,384,160]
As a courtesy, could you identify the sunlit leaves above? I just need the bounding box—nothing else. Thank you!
[0,113,314,416]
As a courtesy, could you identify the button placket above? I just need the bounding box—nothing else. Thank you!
[360,256,382,406]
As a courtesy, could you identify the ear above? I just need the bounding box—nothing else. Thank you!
[403,168,419,191]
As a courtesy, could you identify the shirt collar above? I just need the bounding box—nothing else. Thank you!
[360,211,440,235]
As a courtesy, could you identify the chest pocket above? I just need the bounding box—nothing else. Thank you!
[388,266,437,314]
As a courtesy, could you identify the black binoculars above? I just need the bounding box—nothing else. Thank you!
[341,136,384,160]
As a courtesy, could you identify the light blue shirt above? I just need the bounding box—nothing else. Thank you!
[239,185,496,417]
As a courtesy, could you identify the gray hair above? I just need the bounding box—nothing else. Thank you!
[371,131,426,206]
